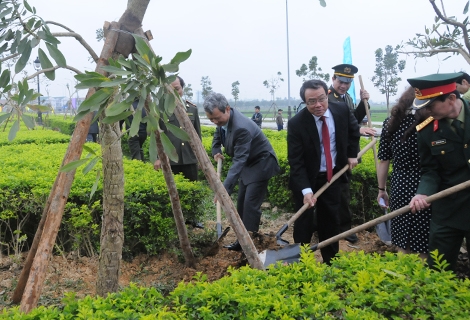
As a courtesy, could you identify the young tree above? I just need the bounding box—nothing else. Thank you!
[399,0,470,65]
[183,83,193,101]
[231,80,240,107]
[371,45,406,114]
[201,76,212,99]
[263,71,284,102]
[295,56,330,82]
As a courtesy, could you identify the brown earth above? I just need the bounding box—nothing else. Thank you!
[0,212,468,310]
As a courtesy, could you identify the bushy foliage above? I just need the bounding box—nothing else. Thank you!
[0,122,71,146]
[2,250,469,319]
[0,142,210,256]
[42,114,76,135]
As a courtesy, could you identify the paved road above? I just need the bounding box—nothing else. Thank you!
[200,116,383,137]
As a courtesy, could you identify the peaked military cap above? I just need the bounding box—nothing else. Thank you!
[407,72,463,109]
[332,64,358,83]
[456,72,470,84]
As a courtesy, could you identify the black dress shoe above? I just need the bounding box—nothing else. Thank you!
[224,240,242,251]
[345,233,359,244]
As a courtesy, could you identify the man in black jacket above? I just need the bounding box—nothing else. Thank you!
[288,79,360,264]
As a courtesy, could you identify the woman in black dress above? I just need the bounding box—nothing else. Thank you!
[377,87,431,259]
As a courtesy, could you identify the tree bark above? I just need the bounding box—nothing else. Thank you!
[154,129,196,268]
[96,119,125,296]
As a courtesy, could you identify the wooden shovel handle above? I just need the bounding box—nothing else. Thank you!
[286,138,377,227]
[216,158,222,223]
[312,179,470,251]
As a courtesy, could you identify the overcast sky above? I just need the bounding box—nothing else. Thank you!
[27,0,468,104]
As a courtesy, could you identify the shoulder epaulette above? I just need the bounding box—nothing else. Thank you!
[416,116,434,132]
[185,100,197,107]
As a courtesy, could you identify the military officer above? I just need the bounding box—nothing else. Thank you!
[409,72,470,272]
[328,63,376,243]
[153,76,202,182]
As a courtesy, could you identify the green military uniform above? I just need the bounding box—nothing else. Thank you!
[409,73,470,271]
[161,100,201,181]
[327,64,370,238]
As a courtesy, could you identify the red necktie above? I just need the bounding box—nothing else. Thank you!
[320,115,333,182]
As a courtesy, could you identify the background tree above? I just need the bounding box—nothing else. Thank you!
[399,0,470,65]
[201,76,212,99]
[295,56,330,82]
[263,71,284,103]
[183,83,193,101]
[371,45,406,114]
[231,80,240,107]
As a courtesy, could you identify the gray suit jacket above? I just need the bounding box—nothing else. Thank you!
[212,108,280,194]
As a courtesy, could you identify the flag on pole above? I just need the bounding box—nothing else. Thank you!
[343,37,356,105]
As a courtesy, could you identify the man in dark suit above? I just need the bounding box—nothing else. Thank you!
[409,72,470,272]
[328,64,376,244]
[251,105,262,127]
[204,93,280,251]
[288,79,360,264]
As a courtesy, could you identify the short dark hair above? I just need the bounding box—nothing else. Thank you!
[299,79,328,102]
[177,76,185,88]
[278,109,283,112]
[255,106,260,110]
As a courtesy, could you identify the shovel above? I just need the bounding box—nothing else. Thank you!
[273,138,377,245]
[216,158,223,238]
[260,179,470,268]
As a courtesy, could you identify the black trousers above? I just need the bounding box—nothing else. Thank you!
[128,134,148,161]
[339,172,353,233]
[237,179,269,232]
[293,174,341,265]
[171,164,198,182]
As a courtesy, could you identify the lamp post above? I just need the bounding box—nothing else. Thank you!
[285,0,292,120]
[33,56,42,125]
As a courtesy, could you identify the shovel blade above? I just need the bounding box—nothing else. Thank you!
[259,243,302,268]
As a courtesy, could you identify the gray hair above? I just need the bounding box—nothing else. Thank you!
[203,92,229,114]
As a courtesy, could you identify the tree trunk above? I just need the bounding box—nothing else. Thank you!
[154,129,196,268]
[96,119,125,296]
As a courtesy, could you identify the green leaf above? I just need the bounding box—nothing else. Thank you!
[164,93,176,116]
[319,0,326,7]
[46,43,66,67]
[165,122,189,141]
[60,159,89,172]
[101,110,133,124]
[99,78,128,87]
[8,120,19,141]
[0,42,8,54]
[464,1,469,14]
[106,101,131,117]
[149,131,158,164]
[38,48,56,80]
[75,78,109,90]
[162,63,179,73]
[89,170,100,202]
[82,157,100,175]
[160,132,178,162]
[170,49,192,65]
[75,71,108,82]
[42,27,61,44]
[133,35,155,63]
[83,144,98,156]
[0,113,11,125]
[24,0,33,13]
[129,110,142,138]
[77,88,112,113]
[132,53,151,69]
[21,114,35,129]
[0,69,10,88]
[100,65,132,76]
[14,43,32,73]
[0,7,12,20]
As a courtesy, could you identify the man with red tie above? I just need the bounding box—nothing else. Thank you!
[287,79,360,264]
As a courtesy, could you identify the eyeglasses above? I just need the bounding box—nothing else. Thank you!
[306,96,328,105]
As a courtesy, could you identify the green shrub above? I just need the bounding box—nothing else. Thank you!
[0,125,71,146]
[43,114,76,135]
[2,250,469,319]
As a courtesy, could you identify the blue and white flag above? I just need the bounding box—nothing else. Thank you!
[343,37,356,105]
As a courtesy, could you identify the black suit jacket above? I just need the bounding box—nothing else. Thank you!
[287,101,360,193]
[212,108,280,194]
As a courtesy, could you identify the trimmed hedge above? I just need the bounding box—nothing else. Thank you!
[1,250,469,319]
